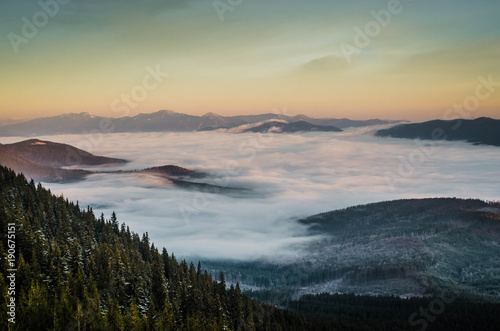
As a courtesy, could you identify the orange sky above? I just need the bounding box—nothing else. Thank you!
[1,0,499,121]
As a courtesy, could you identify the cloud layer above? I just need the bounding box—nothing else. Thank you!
[3,129,499,260]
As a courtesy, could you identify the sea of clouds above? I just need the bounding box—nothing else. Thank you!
[3,128,499,260]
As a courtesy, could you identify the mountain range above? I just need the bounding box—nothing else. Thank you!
[376,117,500,147]
[0,110,399,137]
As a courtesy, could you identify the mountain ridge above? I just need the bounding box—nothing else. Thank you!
[375,117,500,147]
[0,110,400,136]
[243,120,342,133]
[1,138,127,167]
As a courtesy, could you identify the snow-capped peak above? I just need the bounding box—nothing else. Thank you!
[202,112,223,119]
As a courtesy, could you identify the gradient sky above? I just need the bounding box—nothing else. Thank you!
[1,0,499,121]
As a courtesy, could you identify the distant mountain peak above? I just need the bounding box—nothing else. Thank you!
[57,112,96,119]
[156,110,179,115]
[202,112,223,118]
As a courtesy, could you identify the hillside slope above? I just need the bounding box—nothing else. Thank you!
[0,145,89,182]
[204,198,500,302]
[1,139,127,167]
[243,120,342,133]
[375,117,500,146]
[0,139,238,191]
[0,166,318,330]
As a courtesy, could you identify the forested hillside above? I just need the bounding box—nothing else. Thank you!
[0,166,317,330]
[375,117,500,147]
[205,198,500,303]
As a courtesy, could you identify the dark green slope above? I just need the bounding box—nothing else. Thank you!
[299,198,500,299]
[203,198,500,330]
[205,198,500,305]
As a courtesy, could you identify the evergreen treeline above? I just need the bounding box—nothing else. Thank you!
[0,166,319,330]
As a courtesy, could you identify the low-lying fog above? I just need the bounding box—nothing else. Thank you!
[4,128,500,260]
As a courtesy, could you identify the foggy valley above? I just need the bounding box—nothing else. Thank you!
[2,128,498,260]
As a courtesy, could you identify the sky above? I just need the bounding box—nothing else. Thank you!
[1,0,499,121]
[3,128,500,260]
